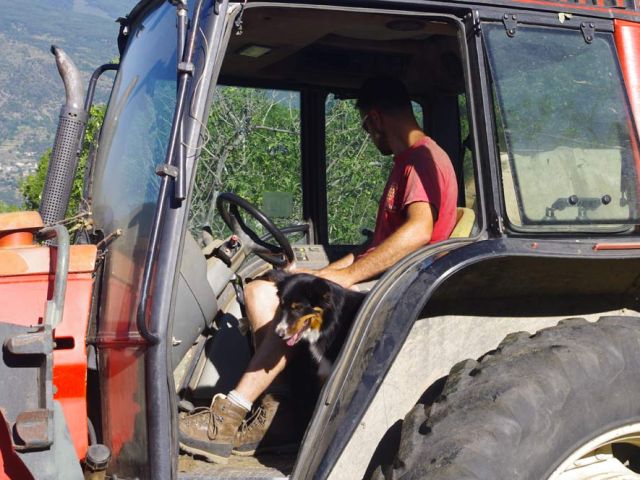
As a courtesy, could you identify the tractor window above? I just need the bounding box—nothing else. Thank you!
[325,95,391,245]
[485,24,639,231]
[325,96,424,245]
[459,93,476,210]
[189,86,303,239]
[91,2,177,333]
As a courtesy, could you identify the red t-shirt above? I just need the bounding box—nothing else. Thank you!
[363,136,458,256]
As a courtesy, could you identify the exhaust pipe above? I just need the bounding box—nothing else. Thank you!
[39,46,88,226]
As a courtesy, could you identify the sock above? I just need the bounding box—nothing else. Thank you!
[227,390,252,411]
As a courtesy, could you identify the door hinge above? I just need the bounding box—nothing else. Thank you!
[580,21,595,43]
[465,10,481,36]
[492,214,505,234]
[156,163,179,178]
[503,13,518,37]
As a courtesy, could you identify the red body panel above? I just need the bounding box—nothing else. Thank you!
[96,250,145,461]
[0,213,96,462]
[615,20,640,136]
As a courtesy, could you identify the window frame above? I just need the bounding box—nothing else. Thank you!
[480,14,640,235]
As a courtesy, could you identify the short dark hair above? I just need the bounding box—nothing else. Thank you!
[355,76,412,114]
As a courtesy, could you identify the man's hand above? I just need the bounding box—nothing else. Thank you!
[289,265,314,275]
[288,264,355,288]
[313,267,356,289]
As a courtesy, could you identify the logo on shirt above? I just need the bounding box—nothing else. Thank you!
[386,183,398,211]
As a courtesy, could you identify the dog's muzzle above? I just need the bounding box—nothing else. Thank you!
[276,307,324,346]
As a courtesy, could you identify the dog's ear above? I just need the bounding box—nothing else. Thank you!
[311,277,330,293]
[310,277,332,304]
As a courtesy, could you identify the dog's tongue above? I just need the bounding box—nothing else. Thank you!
[286,330,302,347]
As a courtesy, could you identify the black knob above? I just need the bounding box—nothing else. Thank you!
[568,195,579,206]
[601,194,611,205]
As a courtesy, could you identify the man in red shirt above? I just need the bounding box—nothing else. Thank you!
[179,77,458,463]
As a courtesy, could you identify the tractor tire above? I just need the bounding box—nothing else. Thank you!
[371,316,640,480]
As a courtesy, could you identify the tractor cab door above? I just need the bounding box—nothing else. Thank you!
[87,1,238,478]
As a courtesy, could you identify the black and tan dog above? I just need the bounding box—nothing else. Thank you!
[256,270,366,378]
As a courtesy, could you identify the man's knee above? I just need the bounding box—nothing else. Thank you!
[245,280,279,330]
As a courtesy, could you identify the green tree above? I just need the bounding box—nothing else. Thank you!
[190,87,302,238]
[325,96,390,244]
[0,201,20,213]
[20,104,106,216]
[189,87,385,245]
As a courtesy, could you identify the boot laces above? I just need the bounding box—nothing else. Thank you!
[239,405,267,435]
[204,394,227,437]
[182,406,222,437]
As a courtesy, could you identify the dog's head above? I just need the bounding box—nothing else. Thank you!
[274,274,333,347]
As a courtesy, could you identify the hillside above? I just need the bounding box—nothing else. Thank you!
[0,0,135,205]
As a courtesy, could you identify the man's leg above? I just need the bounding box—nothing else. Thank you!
[179,279,294,462]
[235,279,290,402]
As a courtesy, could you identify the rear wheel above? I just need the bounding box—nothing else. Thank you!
[372,316,640,480]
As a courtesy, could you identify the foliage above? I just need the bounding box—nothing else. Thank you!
[20,104,106,216]
[325,96,390,244]
[190,87,303,238]
[189,87,389,245]
[0,201,20,213]
[20,148,50,211]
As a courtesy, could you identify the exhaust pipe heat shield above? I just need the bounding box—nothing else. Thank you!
[39,46,88,225]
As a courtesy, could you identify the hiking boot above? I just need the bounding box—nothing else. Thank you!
[232,392,301,456]
[179,393,248,464]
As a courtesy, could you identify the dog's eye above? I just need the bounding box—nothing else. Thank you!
[290,303,302,310]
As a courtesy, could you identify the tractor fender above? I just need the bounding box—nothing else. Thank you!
[295,237,640,480]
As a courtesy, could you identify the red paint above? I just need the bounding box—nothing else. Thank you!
[102,347,144,458]
[97,252,145,459]
[504,0,639,17]
[615,20,640,136]
[614,20,640,204]
[593,242,640,250]
[0,211,43,249]
[0,212,97,462]
[0,232,34,248]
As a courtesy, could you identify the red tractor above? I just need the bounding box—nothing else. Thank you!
[1,0,640,478]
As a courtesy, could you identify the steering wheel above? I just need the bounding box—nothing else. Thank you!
[216,192,295,268]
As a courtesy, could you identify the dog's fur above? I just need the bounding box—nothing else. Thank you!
[255,269,366,377]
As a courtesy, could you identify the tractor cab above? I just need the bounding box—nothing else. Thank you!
[173,6,479,470]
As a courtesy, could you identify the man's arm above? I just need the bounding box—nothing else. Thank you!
[315,202,435,288]
[322,234,373,271]
[325,253,356,270]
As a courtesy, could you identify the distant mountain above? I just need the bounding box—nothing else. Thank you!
[0,0,137,205]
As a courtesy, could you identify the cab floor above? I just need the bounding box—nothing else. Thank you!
[177,452,294,480]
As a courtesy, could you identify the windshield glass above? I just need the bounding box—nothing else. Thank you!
[189,86,303,239]
[92,2,177,335]
[484,24,639,230]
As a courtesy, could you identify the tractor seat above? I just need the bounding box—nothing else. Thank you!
[450,207,476,238]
